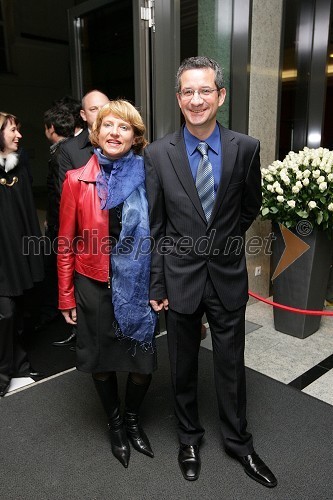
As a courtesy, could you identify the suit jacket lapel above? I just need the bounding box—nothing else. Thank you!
[168,129,206,223]
[207,124,238,228]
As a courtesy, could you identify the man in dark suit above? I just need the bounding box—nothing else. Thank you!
[52,89,109,346]
[56,89,110,192]
[145,56,277,487]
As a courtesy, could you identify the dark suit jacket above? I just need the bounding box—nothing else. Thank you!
[144,123,262,314]
[56,128,94,194]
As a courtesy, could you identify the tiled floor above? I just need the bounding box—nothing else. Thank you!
[201,299,333,406]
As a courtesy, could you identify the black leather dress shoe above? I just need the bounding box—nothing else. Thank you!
[52,332,76,347]
[178,444,201,481]
[0,381,10,397]
[226,449,277,488]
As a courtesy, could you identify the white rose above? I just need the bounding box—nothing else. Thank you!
[265,174,274,182]
[302,178,310,186]
[328,203,333,212]
[277,195,284,203]
[303,169,311,178]
[276,187,284,195]
[292,186,300,194]
[267,184,274,192]
[319,182,327,192]
[295,181,302,189]
[296,171,303,180]
[281,176,290,185]
[308,201,317,209]
[287,200,296,208]
[317,176,325,184]
[328,174,333,182]
[312,170,321,179]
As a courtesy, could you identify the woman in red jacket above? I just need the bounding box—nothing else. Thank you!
[57,100,157,468]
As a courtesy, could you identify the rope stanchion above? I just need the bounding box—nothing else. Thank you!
[248,290,333,316]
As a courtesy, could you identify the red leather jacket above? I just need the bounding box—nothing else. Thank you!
[57,154,110,310]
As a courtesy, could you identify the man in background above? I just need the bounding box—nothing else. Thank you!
[35,105,75,331]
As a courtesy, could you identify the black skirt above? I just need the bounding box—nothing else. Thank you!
[74,273,157,374]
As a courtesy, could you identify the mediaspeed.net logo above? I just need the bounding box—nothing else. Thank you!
[271,221,312,280]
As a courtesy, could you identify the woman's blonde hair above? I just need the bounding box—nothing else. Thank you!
[90,100,148,154]
[0,112,20,152]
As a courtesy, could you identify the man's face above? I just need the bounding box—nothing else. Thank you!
[80,91,109,129]
[176,68,226,134]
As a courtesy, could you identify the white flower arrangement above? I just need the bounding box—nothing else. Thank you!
[261,147,333,232]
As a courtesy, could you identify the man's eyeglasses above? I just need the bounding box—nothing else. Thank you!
[178,88,220,99]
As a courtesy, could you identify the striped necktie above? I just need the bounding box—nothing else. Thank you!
[196,141,215,221]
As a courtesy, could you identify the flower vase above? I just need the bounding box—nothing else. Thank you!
[272,224,332,338]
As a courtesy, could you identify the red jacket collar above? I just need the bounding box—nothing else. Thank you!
[77,154,100,182]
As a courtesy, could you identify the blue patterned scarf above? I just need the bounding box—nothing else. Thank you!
[95,148,157,349]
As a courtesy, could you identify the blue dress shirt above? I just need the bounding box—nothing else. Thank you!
[183,123,222,194]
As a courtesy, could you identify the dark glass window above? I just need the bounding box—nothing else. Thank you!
[79,0,134,101]
[278,1,301,159]
[180,0,198,62]
[0,23,7,73]
[322,6,333,149]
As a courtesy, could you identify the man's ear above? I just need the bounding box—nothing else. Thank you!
[80,109,87,122]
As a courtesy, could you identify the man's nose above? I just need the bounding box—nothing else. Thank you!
[191,91,204,103]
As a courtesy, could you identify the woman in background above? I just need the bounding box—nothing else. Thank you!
[0,112,44,397]
[57,100,157,468]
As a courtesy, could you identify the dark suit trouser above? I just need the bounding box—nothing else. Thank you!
[166,275,254,456]
[0,296,30,386]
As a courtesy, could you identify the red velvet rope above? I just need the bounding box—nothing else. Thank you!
[248,290,333,316]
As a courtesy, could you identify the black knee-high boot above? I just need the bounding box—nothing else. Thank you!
[93,374,130,468]
[124,374,154,458]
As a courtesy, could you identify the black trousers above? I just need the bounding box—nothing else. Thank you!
[0,296,30,386]
[166,276,254,456]
[37,226,59,323]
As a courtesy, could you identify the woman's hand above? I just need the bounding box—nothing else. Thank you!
[150,299,169,312]
[61,308,77,325]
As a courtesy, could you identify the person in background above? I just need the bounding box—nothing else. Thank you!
[34,105,76,331]
[57,100,157,468]
[0,112,44,397]
[145,56,277,487]
[53,95,85,136]
[52,89,110,347]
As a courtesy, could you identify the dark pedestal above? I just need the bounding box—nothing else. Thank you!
[272,225,332,338]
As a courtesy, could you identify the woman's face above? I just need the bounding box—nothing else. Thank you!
[98,112,135,159]
[2,119,22,154]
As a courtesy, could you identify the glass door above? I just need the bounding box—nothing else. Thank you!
[68,0,152,137]
[68,0,181,142]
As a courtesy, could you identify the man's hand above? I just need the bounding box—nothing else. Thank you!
[150,299,169,312]
[61,308,77,325]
